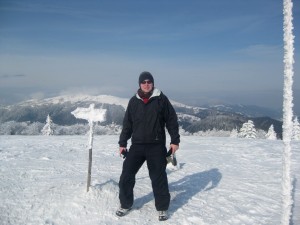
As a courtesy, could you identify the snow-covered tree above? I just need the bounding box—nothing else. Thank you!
[22,122,44,135]
[230,128,238,138]
[265,124,277,140]
[41,115,54,136]
[0,121,27,135]
[179,126,191,136]
[292,117,300,140]
[238,120,256,139]
[105,122,122,135]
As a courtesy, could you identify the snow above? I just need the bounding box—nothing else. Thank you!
[17,94,130,109]
[0,135,299,225]
[71,103,106,153]
[177,113,201,123]
[169,100,205,113]
[14,94,205,115]
[71,104,107,123]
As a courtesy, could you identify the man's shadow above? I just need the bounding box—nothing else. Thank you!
[134,168,222,214]
[169,168,222,214]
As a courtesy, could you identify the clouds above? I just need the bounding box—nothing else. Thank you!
[0,74,26,79]
[234,44,282,58]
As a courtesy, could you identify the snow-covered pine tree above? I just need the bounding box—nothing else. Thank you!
[292,116,300,140]
[265,124,277,140]
[230,127,238,138]
[41,114,54,135]
[238,120,256,139]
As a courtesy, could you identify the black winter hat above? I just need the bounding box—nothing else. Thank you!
[139,71,154,85]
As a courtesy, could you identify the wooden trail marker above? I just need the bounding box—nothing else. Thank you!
[71,104,106,192]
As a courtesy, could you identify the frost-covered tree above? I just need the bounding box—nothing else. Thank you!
[0,121,28,135]
[41,115,54,135]
[55,124,88,135]
[256,129,267,139]
[265,124,277,140]
[292,117,300,140]
[230,128,238,138]
[22,122,44,135]
[179,126,191,136]
[238,120,256,139]
[105,122,122,135]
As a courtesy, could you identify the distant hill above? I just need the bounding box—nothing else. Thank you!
[202,104,282,120]
[0,94,283,137]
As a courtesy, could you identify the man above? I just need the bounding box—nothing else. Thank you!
[116,71,180,221]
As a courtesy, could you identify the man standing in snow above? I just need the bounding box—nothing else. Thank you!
[116,71,180,221]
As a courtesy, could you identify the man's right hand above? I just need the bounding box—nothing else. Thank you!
[119,147,128,159]
[119,147,126,155]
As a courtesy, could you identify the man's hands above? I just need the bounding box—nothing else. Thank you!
[167,144,178,166]
[170,144,179,154]
[119,145,178,158]
[119,147,126,155]
[119,147,127,159]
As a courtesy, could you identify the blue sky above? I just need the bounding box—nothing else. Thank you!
[0,0,299,115]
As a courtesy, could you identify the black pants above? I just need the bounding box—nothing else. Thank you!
[118,144,170,211]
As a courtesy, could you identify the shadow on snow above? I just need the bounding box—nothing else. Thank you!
[134,167,222,216]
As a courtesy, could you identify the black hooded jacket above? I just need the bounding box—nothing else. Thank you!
[119,88,180,147]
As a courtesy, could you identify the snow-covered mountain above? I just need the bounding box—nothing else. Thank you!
[15,94,206,113]
[15,94,130,109]
[0,94,283,136]
[203,103,282,120]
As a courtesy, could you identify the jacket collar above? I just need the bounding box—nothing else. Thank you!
[136,88,161,100]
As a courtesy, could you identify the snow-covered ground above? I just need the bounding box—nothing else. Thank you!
[0,135,299,225]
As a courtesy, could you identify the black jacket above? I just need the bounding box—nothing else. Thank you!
[119,88,180,147]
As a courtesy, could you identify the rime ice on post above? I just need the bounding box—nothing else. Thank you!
[282,0,295,224]
[72,104,107,149]
[71,104,107,192]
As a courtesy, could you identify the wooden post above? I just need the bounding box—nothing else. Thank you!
[87,148,92,192]
[71,104,107,192]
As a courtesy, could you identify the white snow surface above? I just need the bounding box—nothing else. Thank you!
[71,104,107,123]
[11,94,206,113]
[17,94,130,109]
[0,135,299,225]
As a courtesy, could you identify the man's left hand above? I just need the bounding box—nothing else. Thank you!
[170,144,179,154]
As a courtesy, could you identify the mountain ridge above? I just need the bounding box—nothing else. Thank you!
[6,94,280,119]
[0,94,283,137]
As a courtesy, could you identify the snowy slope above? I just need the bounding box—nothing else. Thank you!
[13,94,203,112]
[0,136,299,225]
[16,94,130,109]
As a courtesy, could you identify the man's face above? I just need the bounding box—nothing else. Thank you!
[140,80,153,93]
